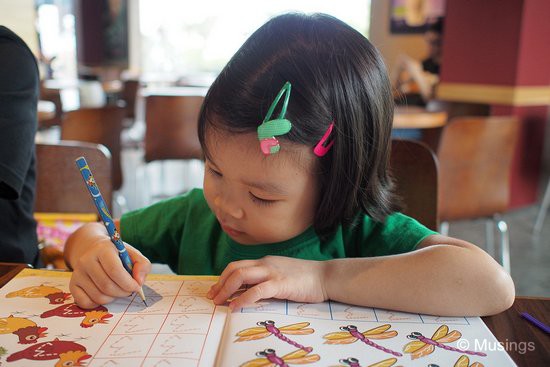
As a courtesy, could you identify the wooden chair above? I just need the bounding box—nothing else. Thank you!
[61,105,126,191]
[35,141,112,212]
[35,142,112,268]
[144,95,204,162]
[390,139,439,231]
[437,116,519,273]
[120,79,140,120]
[143,95,204,197]
[420,100,491,152]
[38,82,63,128]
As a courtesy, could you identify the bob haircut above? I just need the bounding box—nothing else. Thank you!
[198,12,399,236]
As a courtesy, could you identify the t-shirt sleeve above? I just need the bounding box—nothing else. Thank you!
[120,194,191,271]
[345,212,438,257]
[0,27,39,200]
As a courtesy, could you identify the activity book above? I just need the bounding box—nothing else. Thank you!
[0,269,517,366]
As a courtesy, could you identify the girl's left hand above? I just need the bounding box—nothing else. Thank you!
[206,256,329,310]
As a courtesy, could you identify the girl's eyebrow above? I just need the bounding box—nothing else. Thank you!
[207,158,288,195]
[242,179,289,196]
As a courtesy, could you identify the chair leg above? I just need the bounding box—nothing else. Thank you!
[495,215,511,274]
[534,178,550,235]
[485,219,495,257]
[439,221,449,236]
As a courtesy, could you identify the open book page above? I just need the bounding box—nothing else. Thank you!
[216,299,517,367]
[0,269,228,367]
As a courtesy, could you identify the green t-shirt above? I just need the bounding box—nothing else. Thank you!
[121,189,437,275]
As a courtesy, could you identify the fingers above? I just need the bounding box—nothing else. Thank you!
[208,260,259,298]
[127,245,152,285]
[70,240,151,308]
[229,280,279,310]
[209,266,270,305]
[70,273,116,309]
[94,244,140,294]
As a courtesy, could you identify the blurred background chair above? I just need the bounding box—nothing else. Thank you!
[61,104,126,213]
[143,94,204,198]
[420,100,491,153]
[38,82,64,129]
[120,78,140,122]
[390,139,439,231]
[437,116,519,273]
[35,141,112,268]
[61,105,125,191]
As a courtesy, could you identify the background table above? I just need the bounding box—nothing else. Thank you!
[393,105,448,129]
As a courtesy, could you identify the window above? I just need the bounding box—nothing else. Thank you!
[139,0,370,82]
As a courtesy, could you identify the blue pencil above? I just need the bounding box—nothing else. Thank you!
[75,156,147,306]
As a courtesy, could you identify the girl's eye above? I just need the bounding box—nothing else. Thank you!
[249,192,276,206]
[207,166,222,177]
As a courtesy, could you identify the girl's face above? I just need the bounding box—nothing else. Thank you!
[203,129,320,245]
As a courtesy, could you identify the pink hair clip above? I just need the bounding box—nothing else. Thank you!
[313,122,334,157]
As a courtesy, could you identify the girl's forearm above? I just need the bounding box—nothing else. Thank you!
[323,244,515,316]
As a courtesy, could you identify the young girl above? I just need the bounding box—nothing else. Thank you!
[65,13,514,316]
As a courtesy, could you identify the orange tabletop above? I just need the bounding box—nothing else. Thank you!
[393,106,448,129]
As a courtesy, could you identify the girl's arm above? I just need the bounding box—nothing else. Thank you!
[207,235,515,316]
[322,235,515,316]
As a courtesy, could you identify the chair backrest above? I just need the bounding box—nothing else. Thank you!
[120,79,140,119]
[390,139,439,231]
[437,116,519,221]
[61,105,125,190]
[421,100,491,152]
[144,95,204,163]
[35,141,112,213]
[39,82,63,128]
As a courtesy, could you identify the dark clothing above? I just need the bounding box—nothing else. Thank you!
[0,26,40,266]
[422,57,440,75]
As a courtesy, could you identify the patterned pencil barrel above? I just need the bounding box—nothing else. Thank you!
[75,156,133,274]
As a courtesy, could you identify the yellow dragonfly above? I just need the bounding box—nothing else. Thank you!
[323,324,401,357]
[404,325,486,359]
[236,320,314,352]
[335,357,400,367]
[241,348,320,367]
[454,355,484,367]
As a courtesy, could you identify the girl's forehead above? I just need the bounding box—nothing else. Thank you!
[205,129,316,176]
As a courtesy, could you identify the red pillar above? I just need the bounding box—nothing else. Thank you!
[437,0,550,208]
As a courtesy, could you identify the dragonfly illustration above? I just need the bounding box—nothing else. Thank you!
[323,324,402,357]
[235,320,314,352]
[403,325,487,359]
[336,357,399,367]
[241,348,319,367]
[454,355,485,367]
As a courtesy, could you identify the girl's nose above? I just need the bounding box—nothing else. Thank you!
[214,195,244,219]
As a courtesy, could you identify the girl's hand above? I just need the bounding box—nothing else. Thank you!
[69,238,151,309]
[206,256,329,310]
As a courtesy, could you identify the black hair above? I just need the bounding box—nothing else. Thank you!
[198,12,399,236]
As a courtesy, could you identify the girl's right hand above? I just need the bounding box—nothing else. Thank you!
[66,223,151,309]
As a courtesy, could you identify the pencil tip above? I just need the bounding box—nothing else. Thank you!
[143,300,148,307]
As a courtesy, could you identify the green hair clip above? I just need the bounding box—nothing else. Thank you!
[257,82,292,155]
